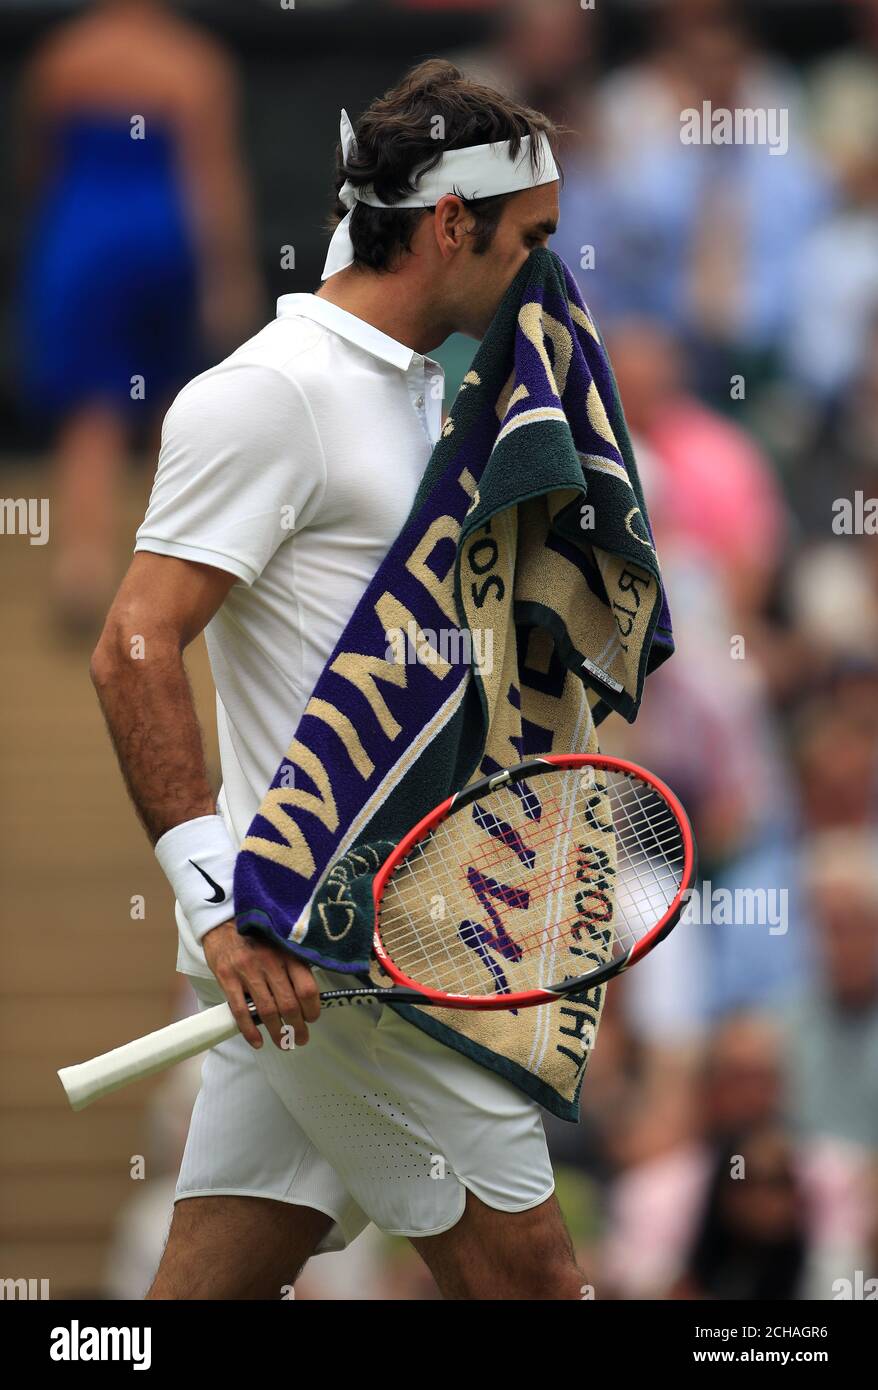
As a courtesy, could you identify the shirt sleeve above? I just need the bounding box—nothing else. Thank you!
[135,361,327,586]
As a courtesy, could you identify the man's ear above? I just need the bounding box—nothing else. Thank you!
[433,194,473,259]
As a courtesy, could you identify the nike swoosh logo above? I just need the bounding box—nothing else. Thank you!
[189,860,226,904]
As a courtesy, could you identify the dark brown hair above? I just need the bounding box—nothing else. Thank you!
[328,59,561,273]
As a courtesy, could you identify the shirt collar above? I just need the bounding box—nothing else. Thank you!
[276,293,438,374]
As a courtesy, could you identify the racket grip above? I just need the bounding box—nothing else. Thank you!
[57,1002,239,1111]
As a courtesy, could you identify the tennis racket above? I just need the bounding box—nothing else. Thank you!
[58,753,696,1109]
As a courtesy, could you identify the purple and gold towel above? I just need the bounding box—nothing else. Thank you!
[234,249,673,1119]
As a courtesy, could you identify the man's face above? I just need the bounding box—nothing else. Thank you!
[449,181,560,339]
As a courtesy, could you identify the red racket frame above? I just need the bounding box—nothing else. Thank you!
[369,752,697,1010]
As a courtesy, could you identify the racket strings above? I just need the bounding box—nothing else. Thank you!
[377,767,686,999]
[455,795,683,915]
[379,783,674,981]
[379,830,673,971]
[384,789,681,949]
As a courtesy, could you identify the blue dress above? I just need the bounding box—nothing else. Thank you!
[20,114,200,417]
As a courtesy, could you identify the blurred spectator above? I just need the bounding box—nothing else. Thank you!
[556,2,830,398]
[600,315,792,912]
[450,0,598,139]
[788,311,878,535]
[808,0,878,190]
[785,76,878,401]
[605,316,785,618]
[104,1052,203,1299]
[786,546,878,666]
[598,0,804,166]
[779,831,878,1151]
[602,1015,872,1299]
[707,672,878,1016]
[601,1014,775,1297]
[16,0,263,633]
[294,1225,423,1301]
[677,1126,809,1300]
[792,687,878,833]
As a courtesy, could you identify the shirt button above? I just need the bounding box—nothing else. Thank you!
[415,394,424,409]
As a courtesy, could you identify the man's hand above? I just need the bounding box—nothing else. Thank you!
[202,921,320,1050]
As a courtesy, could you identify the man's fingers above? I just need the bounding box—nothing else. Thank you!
[215,945,318,1049]
[262,963,309,1048]
[218,973,263,1049]
[286,958,321,1024]
[246,977,287,1050]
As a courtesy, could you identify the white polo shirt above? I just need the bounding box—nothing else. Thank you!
[135,293,445,976]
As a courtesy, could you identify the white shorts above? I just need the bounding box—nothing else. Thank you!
[176,970,555,1252]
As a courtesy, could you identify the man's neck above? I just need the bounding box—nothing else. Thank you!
[315,268,453,356]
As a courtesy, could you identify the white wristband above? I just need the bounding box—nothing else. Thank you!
[155,815,238,945]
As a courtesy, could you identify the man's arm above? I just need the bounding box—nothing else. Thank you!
[91,551,319,1049]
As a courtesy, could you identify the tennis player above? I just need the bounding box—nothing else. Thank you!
[92,60,581,1299]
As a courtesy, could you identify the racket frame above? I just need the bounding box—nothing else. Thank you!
[364,752,697,1011]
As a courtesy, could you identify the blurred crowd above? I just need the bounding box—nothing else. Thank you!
[10,0,877,1300]
[14,0,262,629]
[447,0,878,1305]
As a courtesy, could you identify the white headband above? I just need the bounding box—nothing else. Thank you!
[321,108,559,280]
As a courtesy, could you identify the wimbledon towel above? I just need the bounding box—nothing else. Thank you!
[234,248,673,1119]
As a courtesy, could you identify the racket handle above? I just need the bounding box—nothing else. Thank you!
[57,1002,238,1111]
